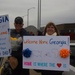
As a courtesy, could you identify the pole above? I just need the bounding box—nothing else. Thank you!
[37,0,41,30]
[27,7,35,27]
[27,9,29,27]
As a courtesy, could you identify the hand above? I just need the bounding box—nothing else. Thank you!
[8,56,18,70]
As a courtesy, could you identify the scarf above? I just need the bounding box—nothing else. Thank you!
[45,32,57,36]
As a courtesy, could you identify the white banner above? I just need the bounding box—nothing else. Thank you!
[23,36,70,71]
[0,15,11,57]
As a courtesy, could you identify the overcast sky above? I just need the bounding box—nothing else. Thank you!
[0,0,75,28]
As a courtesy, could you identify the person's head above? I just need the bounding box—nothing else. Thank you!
[14,16,24,32]
[44,22,59,36]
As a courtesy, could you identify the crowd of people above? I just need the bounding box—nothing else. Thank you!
[1,16,64,75]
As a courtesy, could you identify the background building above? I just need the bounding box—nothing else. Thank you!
[40,23,75,41]
[56,23,75,41]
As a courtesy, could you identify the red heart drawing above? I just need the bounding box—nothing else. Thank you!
[57,63,62,68]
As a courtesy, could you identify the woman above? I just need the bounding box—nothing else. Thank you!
[35,22,63,75]
[43,22,59,36]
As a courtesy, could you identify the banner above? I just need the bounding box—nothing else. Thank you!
[0,15,11,57]
[23,36,70,71]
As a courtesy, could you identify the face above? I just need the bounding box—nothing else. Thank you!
[14,23,23,32]
[46,25,55,35]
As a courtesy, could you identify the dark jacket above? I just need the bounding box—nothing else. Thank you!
[35,69,63,75]
[10,28,30,75]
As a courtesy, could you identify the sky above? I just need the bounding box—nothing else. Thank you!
[0,0,75,28]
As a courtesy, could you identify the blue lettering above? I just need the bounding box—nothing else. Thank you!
[0,47,6,50]
[0,38,6,41]
[2,16,4,22]
[0,43,6,45]
[37,62,47,67]
[49,63,55,67]
[63,64,66,68]
[33,62,36,66]
[5,16,9,22]
[49,38,66,47]
[2,51,8,55]
[0,16,9,23]
[0,17,2,23]
[49,38,53,44]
